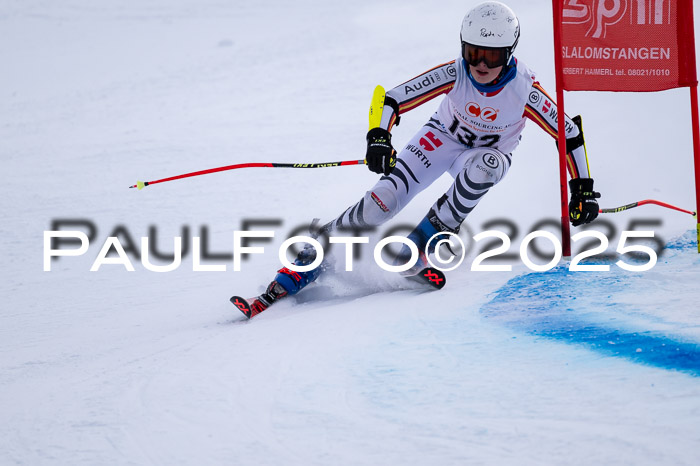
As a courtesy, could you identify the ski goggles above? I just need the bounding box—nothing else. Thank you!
[462,43,510,68]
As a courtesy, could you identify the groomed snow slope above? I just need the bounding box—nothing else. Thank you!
[2,1,700,464]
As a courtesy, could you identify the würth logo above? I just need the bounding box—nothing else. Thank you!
[563,0,671,38]
[418,131,443,152]
[465,102,498,122]
[541,100,552,114]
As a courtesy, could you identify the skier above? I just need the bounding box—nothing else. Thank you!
[232,1,601,318]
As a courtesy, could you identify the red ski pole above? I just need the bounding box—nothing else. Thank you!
[599,199,696,217]
[129,159,366,190]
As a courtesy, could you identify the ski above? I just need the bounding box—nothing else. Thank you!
[405,267,446,290]
[230,295,277,319]
[232,266,445,319]
[229,296,256,319]
[230,280,289,319]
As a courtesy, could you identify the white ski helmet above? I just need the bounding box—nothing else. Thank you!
[461,2,520,60]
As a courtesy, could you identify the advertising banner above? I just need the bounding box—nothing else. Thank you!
[559,0,697,91]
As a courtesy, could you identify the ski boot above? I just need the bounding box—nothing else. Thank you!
[230,243,326,318]
[391,201,456,289]
[273,243,325,296]
[397,207,458,272]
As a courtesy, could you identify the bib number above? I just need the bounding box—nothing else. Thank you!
[448,116,500,148]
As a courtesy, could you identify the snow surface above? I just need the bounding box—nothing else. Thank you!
[2,0,700,464]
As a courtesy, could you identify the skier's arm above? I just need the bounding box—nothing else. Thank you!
[379,60,457,131]
[523,81,591,179]
[524,81,600,226]
[366,61,457,175]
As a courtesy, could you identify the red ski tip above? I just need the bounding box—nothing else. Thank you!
[230,296,253,319]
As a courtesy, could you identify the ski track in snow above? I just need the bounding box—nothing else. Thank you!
[2,0,700,464]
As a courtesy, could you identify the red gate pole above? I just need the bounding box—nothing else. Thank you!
[690,84,700,253]
[551,0,571,257]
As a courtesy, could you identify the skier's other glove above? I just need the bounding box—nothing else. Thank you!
[366,127,397,176]
[569,178,601,226]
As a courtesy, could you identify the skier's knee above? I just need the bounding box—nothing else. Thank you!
[361,186,399,225]
[464,150,509,186]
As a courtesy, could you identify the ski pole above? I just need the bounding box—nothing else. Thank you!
[129,159,366,190]
[599,199,696,217]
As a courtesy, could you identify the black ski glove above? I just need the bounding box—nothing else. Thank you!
[366,127,396,176]
[569,178,601,226]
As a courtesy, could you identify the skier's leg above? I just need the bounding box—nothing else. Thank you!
[435,147,511,229]
[326,122,463,231]
[397,147,511,271]
[274,123,460,295]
